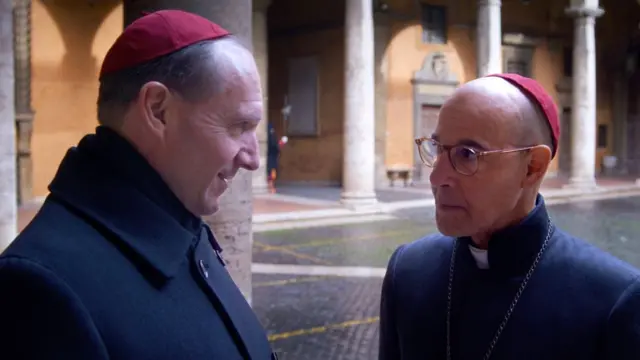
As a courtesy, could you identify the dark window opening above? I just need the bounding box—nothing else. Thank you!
[421,5,447,44]
[597,124,607,148]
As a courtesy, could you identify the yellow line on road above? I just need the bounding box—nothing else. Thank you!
[253,276,327,288]
[268,317,380,342]
[281,229,419,249]
[254,241,333,265]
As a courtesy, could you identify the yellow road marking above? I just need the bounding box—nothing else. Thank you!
[253,276,327,288]
[256,230,422,255]
[268,317,380,342]
[254,241,332,265]
[280,229,417,249]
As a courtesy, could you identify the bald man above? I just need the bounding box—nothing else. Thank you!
[378,74,640,360]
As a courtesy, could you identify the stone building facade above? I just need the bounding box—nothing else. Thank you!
[7,0,640,205]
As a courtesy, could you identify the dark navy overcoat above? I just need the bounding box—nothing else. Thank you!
[379,196,640,360]
[0,127,275,359]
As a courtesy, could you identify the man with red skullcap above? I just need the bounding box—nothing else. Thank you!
[379,74,640,359]
[0,10,277,359]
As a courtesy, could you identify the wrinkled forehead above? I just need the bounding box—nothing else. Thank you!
[433,85,521,149]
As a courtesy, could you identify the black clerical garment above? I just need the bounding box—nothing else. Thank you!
[0,127,275,359]
[379,196,640,360]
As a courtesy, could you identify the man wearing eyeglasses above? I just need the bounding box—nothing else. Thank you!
[378,74,640,360]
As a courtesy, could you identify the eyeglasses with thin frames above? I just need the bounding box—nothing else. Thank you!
[414,137,536,176]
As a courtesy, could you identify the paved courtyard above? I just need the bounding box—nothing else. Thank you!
[251,195,640,359]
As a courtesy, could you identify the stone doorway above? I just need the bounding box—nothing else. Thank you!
[410,51,459,184]
[555,76,573,179]
[420,105,439,138]
[418,105,440,180]
[558,107,572,177]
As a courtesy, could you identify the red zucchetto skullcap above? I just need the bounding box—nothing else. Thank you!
[486,73,560,159]
[99,10,230,78]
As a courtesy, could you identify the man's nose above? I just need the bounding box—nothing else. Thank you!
[429,152,455,187]
[238,133,260,171]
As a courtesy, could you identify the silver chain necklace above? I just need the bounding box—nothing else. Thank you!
[445,218,553,360]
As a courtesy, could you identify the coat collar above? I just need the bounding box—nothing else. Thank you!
[459,194,556,276]
[48,126,203,281]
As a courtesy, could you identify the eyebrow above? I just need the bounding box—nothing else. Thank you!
[235,104,263,123]
[431,133,488,150]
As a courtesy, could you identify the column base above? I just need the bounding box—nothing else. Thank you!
[562,176,598,191]
[635,178,640,187]
[340,191,378,210]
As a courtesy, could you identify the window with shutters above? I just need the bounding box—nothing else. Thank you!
[506,60,529,77]
[421,5,447,44]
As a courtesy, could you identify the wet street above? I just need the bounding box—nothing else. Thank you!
[251,196,640,359]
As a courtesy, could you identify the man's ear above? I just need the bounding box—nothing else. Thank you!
[523,145,552,187]
[138,81,171,133]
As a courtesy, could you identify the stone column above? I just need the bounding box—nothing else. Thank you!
[476,0,502,77]
[13,0,35,205]
[0,0,17,249]
[123,0,255,304]
[565,1,603,188]
[252,0,270,194]
[374,12,390,187]
[341,0,377,208]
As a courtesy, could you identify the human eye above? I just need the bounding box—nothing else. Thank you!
[229,122,254,137]
[454,146,478,161]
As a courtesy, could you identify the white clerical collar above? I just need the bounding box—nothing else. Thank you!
[468,244,490,269]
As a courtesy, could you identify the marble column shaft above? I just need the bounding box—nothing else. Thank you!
[0,0,17,250]
[374,13,390,187]
[477,0,502,77]
[252,0,270,194]
[14,0,35,205]
[123,0,255,305]
[341,0,377,207]
[566,3,603,188]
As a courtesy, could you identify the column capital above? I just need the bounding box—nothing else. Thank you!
[478,0,501,7]
[253,0,272,13]
[565,6,604,18]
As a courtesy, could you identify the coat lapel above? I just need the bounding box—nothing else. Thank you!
[191,227,272,360]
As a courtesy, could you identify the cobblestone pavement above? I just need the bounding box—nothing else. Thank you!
[252,196,640,359]
[252,274,381,360]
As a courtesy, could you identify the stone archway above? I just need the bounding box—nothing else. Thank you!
[27,0,121,200]
[410,51,459,184]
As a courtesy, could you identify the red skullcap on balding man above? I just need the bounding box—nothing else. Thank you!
[99,10,230,78]
[485,73,560,159]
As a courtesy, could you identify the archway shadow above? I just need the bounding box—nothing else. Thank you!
[38,0,121,81]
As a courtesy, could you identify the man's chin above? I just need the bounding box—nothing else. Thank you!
[201,202,220,217]
[435,216,470,238]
